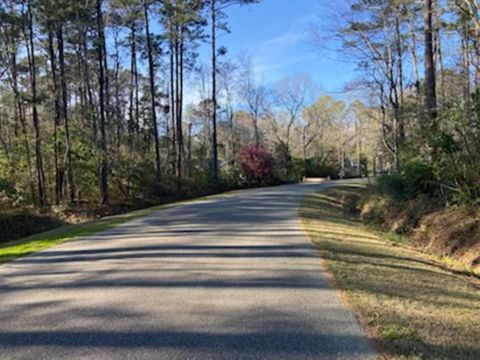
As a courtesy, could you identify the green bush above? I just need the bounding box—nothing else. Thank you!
[137,167,241,203]
[376,174,406,200]
[401,158,437,198]
[305,159,340,178]
[376,158,437,200]
[0,179,24,208]
[287,158,304,182]
[0,179,15,195]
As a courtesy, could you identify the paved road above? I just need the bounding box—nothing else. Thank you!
[0,180,373,360]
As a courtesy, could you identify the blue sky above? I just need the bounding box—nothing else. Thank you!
[197,0,358,96]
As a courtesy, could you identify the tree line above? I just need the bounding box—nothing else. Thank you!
[0,0,378,212]
[5,0,471,211]
[0,0,262,208]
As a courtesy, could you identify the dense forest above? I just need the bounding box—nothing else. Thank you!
[0,0,261,210]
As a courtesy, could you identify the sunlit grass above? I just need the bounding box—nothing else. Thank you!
[300,186,480,360]
[0,184,281,264]
[0,195,212,264]
[381,324,418,341]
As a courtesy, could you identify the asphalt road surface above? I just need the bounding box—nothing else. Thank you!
[0,180,374,360]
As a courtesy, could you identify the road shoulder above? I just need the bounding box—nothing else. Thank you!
[300,185,480,360]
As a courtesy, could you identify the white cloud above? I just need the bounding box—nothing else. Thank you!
[262,31,303,47]
[253,53,317,84]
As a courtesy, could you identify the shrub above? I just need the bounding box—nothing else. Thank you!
[376,158,437,200]
[401,158,437,198]
[238,144,274,186]
[0,210,64,243]
[272,142,290,181]
[305,159,340,178]
[0,179,22,208]
[376,173,406,200]
[287,158,305,182]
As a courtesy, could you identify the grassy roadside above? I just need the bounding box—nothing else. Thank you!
[0,193,225,264]
[300,185,480,360]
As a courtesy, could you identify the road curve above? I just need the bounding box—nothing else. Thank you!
[0,180,374,360]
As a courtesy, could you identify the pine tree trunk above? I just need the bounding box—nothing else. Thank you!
[211,0,218,180]
[143,0,161,180]
[58,25,75,203]
[176,27,185,178]
[424,0,437,123]
[129,23,140,136]
[129,23,136,136]
[169,29,176,173]
[113,30,122,150]
[96,0,108,205]
[395,15,405,143]
[175,27,181,176]
[48,28,63,205]
[81,32,96,144]
[434,5,446,106]
[27,0,47,206]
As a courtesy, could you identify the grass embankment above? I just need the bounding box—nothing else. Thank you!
[300,185,480,360]
[0,195,214,264]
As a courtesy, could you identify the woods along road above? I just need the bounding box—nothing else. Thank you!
[0,180,373,359]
